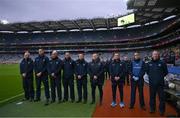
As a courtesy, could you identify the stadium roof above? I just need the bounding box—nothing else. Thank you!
[0,18,119,32]
[127,0,180,24]
[0,0,180,32]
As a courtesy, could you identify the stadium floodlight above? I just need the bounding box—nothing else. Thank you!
[0,20,9,24]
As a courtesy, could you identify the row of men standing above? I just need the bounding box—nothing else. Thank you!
[20,49,104,106]
[20,49,168,116]
[108,51,168,116]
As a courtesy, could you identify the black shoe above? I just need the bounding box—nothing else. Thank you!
[150,109,155,113]
[99,101,102,106]
[129,105,134,109]
[44,99,49,106]
[76,100,82,103]
[160,111,164,116]
[83,100,87,104]
[34,98,40,102]
[70,99,74,103]
[62,99,68,102]
[22,98,28,101]
[29,98,34,102]
[58,100,62,104]
[51,100,55,103]
[140,106,146,111]
[90,101,95,104]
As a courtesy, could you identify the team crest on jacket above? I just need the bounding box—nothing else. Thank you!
[158,64,161,67]
[120,64,122,66]
[56,61,59,64]
[83,63,85,66]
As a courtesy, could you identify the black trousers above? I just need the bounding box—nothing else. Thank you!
[105,72,109,80]
[50,77,62,101]
[22,77,34,100]
[111,79,124,102]
[149,83,165,113]
[130,79,145,107]
[91,79,103,102]
[35,76,50,100]
[124,73,129,85]
[76,77,87,101]
[63,76,75,101]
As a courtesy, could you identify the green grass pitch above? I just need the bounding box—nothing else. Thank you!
[0,64,97,117]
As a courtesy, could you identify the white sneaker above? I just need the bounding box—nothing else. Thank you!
[119,102,125,108]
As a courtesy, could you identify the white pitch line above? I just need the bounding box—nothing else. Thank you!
[0,92,24,104]
[0,87,44,104]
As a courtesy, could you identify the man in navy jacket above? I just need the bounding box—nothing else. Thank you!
[75,53,88,103]
[146,50,168,116]
[20,51,34,102]
[109,53,125,108]
[88,53,104,106]
[48,50,63,103]
[62,52,75,102]
[34,49,50,105]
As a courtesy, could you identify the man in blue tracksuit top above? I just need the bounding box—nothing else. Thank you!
[20,51,34,102]
[146,50,168,116]
[88,53,104,106]
[129,52,146,110]
[47,50,63,103]
[109,53,125,108]
[62,52,75,102]
[34,49,50,105]
[74,53,88,103]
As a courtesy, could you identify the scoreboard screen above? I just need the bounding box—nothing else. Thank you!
[117,13,135,26]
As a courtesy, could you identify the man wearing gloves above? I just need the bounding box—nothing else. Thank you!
[129,52,146,110]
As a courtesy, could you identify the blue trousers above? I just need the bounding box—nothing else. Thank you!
[35,76,50,100]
